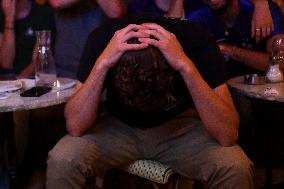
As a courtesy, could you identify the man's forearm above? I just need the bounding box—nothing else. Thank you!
[97,0,127,18]
[65,62,108,137]
[48,0,81,9]
[230,46,270,71]
[0,24,16,69]
[50,0,127,17]
[180,58,239,146]
[251,0,267,4]
[166,0,184,18]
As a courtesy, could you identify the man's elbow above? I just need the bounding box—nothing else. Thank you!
[105,7,126,18]
[0,60,13,69]
[48,0,68,10]
[218,133,238,147]
[1,64,12,70]
[65,113,84,137]
[66,120,83,137]
[219,125,239,147]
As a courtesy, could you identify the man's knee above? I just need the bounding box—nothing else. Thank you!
[208,146,254,188]
[47,135,97,173]
[46,135,100,188]
[223,155,253,180]
[212,146,252,172]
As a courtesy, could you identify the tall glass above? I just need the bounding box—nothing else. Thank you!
[34,30,56,87]
[266,37,284,82]
[271,37,284,64]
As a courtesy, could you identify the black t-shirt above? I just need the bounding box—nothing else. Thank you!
[77,14,228,127]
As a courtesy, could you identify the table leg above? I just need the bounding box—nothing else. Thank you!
[264,127,272,189]
[252,99,284,189]
[0,112,17,189]
[0,113,9,189]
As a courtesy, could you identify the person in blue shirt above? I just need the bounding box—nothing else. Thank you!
[48,0,127,78]
[189,0,284,77]
[127,0,275,42]
[189,1,284,166]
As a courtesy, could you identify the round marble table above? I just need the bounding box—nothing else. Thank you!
[0,77,76,112]
[227,75,284,102]
[228,75,284,188]
[0,77,76,188]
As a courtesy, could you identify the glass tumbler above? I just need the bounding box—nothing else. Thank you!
[266,37,284,82]
[34,30,56,87]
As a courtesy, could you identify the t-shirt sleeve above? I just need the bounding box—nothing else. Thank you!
[195,35,229,88]
[76,29,104,83]
[0,11,4,33]
[77,19,126,83]
[176,21,228,88]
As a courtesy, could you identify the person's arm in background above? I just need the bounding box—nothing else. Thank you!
[251,0,274,43]
[0,0,16,70]
[166,0,184,18]
[218,43,270,71]
[218,33,284,72]
[48,0,78,9]
[219,0,284,73]
[96,0,127,18]
[49,0,127,18]
[155,0,184,18]
[216,0,284,71]
[18,56,36,77]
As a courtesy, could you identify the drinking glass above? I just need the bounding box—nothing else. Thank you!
[34,30,56,87]
[271,37,284,64]
[266,36,284,82]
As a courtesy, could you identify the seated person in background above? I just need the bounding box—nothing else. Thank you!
[46,14,253,189]
[189,0,284,77]
[0,0,55,77]
[186,0,276,42]
[128,0,185,18]
[48,0,127,79]
[127,0,275,41]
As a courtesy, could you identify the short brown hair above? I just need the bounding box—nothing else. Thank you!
[112,38,177,112]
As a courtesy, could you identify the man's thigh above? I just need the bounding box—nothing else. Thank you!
[153,116,252,183]
[48,115,141,176]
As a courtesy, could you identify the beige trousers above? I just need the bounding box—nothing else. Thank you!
[46,111,254,189]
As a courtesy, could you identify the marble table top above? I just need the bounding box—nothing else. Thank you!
[227,76,284,103]
[0,77,76,112]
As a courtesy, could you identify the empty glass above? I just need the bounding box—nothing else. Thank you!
[266,37,284,82]
[34,30,56,87]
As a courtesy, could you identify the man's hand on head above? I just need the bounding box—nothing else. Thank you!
[96,24,149,71]
[138,23,189,73]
